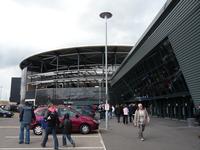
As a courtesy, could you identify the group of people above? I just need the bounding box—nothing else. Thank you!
[115,103,150,141]
[18,102,75,150]
[18,101,150,150]
[114,104,137,124]
[98,103,150,141]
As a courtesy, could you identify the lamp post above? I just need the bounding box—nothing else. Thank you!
[100,12,112,130]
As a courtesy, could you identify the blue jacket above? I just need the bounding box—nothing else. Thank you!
[19,105,35,124]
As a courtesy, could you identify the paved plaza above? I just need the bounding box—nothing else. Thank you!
[100,117,200,150]
[0,114,199,150]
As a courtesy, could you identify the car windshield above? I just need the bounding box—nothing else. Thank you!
[0,108,7,112]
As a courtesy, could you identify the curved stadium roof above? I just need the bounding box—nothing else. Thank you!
[20,45,132,72]
[20,45,132,87]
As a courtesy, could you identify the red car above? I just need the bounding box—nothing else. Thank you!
[31,105,99,135]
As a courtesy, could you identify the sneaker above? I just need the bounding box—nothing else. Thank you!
[141,138,144,141]
[41,143,45,147]
[25,142,30,144]
[19,141,24,144]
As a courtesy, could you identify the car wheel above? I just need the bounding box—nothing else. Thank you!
[33,125,43,135]
[80,124,90,134]
[3,114,7,118]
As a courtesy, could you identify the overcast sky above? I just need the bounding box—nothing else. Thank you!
[0,0,167,100]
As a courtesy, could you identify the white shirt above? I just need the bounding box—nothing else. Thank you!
[123,107,129,115]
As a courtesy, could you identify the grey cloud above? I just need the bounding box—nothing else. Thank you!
[12,0,64,9]
[0,0,167,68]
[0,45,34,69]
[77,0,166,44]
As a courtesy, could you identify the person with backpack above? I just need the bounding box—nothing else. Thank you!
[19,101,36,144]
[41,104,59,150]
[61,113,75,147]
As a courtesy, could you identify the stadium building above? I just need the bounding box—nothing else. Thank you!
[20,46,131,105]
[110,0,200,119]
[10,77,21,103]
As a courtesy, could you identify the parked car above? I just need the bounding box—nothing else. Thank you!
[0,108,14,118]
[31,105,99,135]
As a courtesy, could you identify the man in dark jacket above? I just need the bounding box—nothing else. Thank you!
[62,113,75,147]
[128,104,135,123]
[19,101,36,144]
[41,104,59,150]
[115,104,121,123]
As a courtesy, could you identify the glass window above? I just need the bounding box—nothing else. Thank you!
[68,110,76,117]
[58,107,76,117]
[35,108,47,116]
[58,107,69,117]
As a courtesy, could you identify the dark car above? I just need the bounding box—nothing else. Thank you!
[31,105,99,135]
[0,108,14,118]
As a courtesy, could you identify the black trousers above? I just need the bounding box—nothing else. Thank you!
[116,115,120,123]
[123,115,128,124]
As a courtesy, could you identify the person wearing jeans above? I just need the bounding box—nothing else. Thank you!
[62,113,75,147]
[19,123,30,144]
[19,101,35,144]
[41,104,59,150]
[42,127,59,149]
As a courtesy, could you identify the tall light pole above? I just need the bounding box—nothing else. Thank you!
[100,12,112,130]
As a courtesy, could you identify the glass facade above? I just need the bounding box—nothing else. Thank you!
[20,46,131,105]
[111,38,193,119]
[112,38,189,101]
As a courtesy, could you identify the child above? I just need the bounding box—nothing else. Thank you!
[62,113,75,147]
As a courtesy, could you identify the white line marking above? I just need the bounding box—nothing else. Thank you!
[5,135,99,139]
[0,126,19,129]
[0,147,104,150]
[98,132,106,150]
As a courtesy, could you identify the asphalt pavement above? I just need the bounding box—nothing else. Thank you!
[100,116,200,150]
[0,114,105,150]
[0,113,200,150]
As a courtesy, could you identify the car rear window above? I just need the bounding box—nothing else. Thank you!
[35,108,47,116]
[58,107,76,117]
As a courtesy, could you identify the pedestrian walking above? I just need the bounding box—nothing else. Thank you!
[19,101,36,144]
[123,104,129,124]
[108,105,113,119]
[41,104,59,150]
[134,103,150,141]
[61,113,75,147]
[115,104,121,123]
[128,104,134,123]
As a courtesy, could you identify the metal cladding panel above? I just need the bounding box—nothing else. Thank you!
[10,78,21,103]
[169,5,200,107]
[111,0,199,86]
